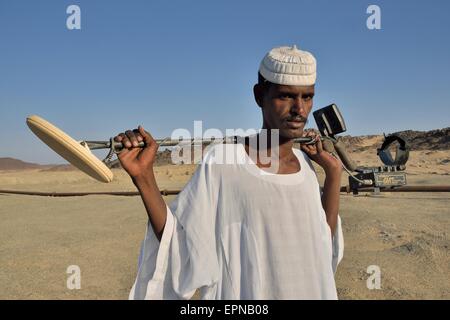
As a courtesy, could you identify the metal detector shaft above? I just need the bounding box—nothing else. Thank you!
[86,136,317,153]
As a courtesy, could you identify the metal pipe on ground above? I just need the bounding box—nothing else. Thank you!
[340,185,450,193]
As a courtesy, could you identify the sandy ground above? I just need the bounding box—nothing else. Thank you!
[0,150,449,299]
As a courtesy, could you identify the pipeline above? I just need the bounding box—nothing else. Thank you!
[0,189,168,197]
[342,185,450,193]
[0,185,449,197]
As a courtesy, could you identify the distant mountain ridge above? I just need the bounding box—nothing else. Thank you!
[0,158,47,170]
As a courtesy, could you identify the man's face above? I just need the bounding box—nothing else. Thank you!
[254,83,315,140]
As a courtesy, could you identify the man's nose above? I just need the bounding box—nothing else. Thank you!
[291,98,307,117]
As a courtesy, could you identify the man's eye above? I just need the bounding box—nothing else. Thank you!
[303,95,313,101]
[279,94,291,99]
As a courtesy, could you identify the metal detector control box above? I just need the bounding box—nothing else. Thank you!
[349,134,410,194]
[349,166,407,194]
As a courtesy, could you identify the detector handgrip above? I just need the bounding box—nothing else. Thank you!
[333,138,358,172]
[111,139,146,153]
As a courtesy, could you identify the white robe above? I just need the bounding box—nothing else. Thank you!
[129,143,344,300]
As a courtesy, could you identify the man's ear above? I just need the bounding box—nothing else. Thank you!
[253,84,264,108]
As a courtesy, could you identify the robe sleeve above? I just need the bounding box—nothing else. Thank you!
[331,215,344,274]
[129,147,220,300]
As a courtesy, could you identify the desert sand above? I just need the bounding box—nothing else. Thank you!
[0,143,449,300]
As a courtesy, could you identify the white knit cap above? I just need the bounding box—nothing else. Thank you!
[259,45,317,86]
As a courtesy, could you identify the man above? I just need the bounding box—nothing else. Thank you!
[117,45,344,299]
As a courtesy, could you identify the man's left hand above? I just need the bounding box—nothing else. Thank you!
[300,129,343,175]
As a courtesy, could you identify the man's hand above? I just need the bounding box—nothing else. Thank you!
[300,129,342,175]
[114,126,159,180]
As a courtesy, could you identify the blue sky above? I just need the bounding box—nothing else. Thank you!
[1,0,449,164]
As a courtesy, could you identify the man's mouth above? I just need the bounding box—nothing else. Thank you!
[285,118,306,129]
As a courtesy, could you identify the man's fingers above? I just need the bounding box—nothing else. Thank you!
[133,129,143,142]
[116,132,131,148]
[138,125,153,143]
[113,134,123,142]
[125,130,140,147]
[116,126,157,162]
[115,128,145,148]
[300,129,321,156]
[114,133,127,143]
[315,136,323,153]
[138,125,159,150]
[301,129,316,146]
[304,129,317,137]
